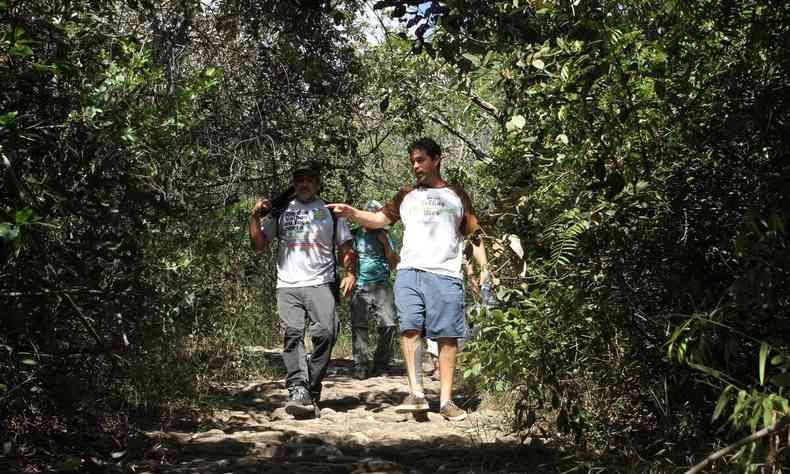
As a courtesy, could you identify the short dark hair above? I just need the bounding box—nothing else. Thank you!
[408,137,441,159]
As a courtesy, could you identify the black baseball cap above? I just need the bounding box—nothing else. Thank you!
[292,164,321,180]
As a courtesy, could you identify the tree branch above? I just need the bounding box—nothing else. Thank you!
[2,288,108,297]
[469,93,504,122]
[65,294,105,352]
[684,415,790,474]
[428,114,494,162]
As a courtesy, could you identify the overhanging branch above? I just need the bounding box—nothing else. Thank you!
[428,114,494,162]
[684,415,790,474]
[469,93,504,122]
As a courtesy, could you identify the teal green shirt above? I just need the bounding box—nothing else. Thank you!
[353,228,396,286]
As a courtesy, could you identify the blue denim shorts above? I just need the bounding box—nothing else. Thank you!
[394,268,466,339]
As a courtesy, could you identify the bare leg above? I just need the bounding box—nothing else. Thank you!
[401,330,423,396]
[437,338,458,407]
[414,336,423,387]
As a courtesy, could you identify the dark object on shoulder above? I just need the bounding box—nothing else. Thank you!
[261,186,295,219]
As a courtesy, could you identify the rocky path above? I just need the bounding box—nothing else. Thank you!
[134,359,561,473]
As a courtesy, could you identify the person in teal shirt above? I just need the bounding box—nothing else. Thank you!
[349,200,399,379]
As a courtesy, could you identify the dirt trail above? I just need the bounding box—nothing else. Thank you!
[135,358,560,473]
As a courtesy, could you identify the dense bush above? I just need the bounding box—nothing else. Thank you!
[3,0,790,470]
[0,0,369,448]
[377,0,790,468]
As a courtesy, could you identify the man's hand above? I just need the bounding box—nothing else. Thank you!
[479,266,490,287]
[327,204,392,230]
[467,273,481,297]
[326,203,356,219]
[339,273,356,298]
[249,198,272,253]
[251,198,271,218]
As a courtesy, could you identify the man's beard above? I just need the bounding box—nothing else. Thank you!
[296,191,316,202]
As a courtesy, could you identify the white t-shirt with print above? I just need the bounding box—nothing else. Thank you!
[261,198,352,288]
[380,185,477,279]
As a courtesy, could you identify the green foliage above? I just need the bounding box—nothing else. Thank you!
[383,0,790,468]
[0,0,369,455]
[3,0,790,470]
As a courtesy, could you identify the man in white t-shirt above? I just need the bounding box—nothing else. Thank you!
[328,137,489,421]
[249,166,356,417]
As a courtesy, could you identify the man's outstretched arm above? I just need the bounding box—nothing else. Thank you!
[326,203,391,229]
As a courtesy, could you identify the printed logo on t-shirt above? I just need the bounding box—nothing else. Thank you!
[281,208,330,246]
[395,187,467,278]
[412,195,457,223]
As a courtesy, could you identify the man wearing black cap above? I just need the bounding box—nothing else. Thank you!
[249,166,356,416]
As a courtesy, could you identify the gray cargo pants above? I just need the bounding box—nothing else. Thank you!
[277,282,340,399]
[350,281,397,371]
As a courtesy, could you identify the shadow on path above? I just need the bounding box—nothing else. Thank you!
[135,357,569,473]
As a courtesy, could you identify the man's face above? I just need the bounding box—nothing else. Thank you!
[409,148,441,185]
[293,174,319,202]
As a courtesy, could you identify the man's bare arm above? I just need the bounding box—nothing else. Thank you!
[326,204,391,229]
[249,199,272,254]
[338,240,357,297]
[470,234,489,286]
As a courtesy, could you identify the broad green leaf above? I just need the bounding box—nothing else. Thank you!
[759,342,769,385]
[506,114,526,131]
[32,63,54,73]
[770,373,790,387]
[0,223,20,241]
[204,66,222,78]
[732,390,748,419]
[560,63,570,81]
[0,111,18,126]
[15,208,34,224]
[770,354,785,365]
[9,44,33,57]
[557,105,568,122]
[482,51,494,67]
[20,358,37,366]
[462,53,480,67]
[763,398,774,428]
[688,362,721,378]
[713,385,733,421]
